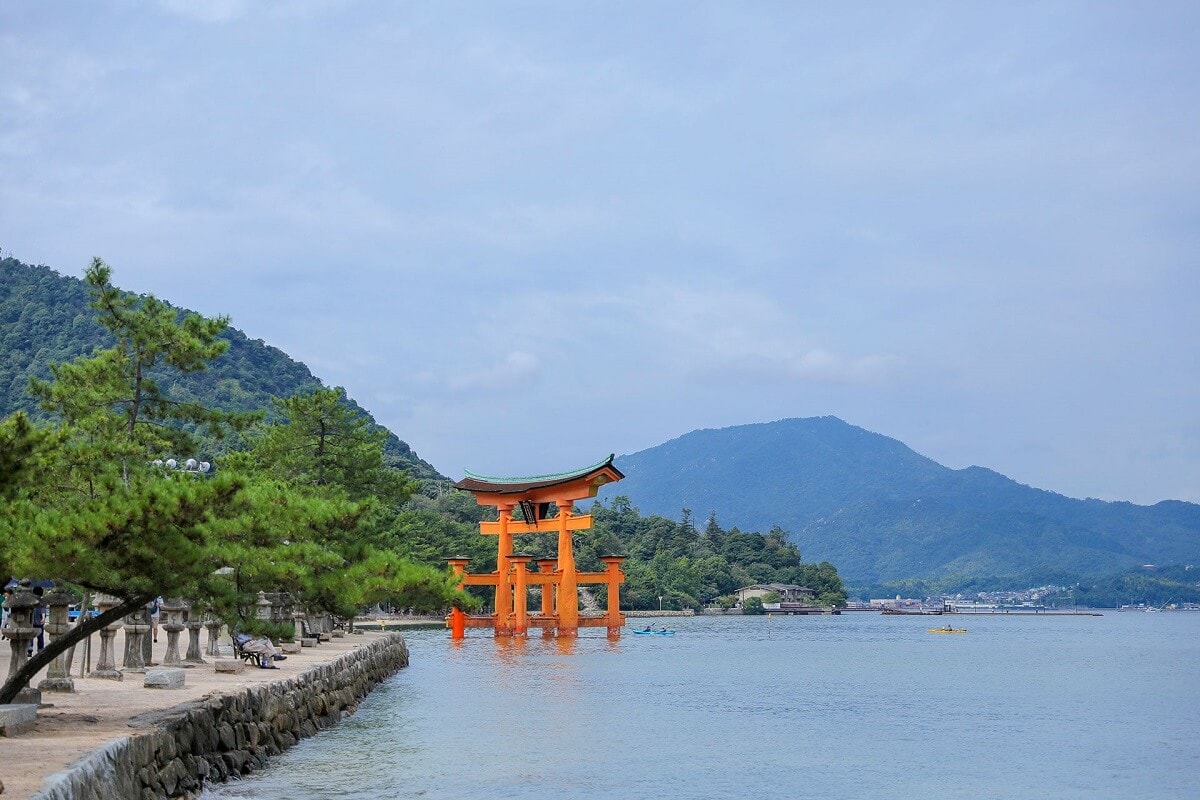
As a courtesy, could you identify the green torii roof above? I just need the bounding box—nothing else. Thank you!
[455,454,622,495]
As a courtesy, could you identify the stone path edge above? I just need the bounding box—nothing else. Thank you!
[28,633,410,800]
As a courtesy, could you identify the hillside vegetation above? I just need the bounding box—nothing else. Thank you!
[0,257,439,479]
[1044,564,1200,608]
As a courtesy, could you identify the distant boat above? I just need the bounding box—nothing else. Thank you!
[928,626,967,634]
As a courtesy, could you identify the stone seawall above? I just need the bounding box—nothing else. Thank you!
[30,634,409,800]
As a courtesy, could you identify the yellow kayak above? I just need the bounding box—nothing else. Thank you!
[928,627,967,633]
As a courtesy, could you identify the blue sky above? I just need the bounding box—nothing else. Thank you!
[2,1,1197,504]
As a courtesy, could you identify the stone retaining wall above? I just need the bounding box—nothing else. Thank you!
[30,634,410,800]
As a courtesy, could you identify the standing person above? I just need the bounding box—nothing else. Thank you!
[1,583,14,630]
[29,586,46,655]
[150,596,162,643]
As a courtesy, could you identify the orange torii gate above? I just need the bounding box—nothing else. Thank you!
[446,456,627,639]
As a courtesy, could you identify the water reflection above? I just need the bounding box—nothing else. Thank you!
[493,633,529,663]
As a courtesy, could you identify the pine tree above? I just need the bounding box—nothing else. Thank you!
[232,386,414,506]
[1,259,249,701]
[223,386,462,622]
[0,260,462,703]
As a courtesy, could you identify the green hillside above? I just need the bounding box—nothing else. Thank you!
[0,257,440,480]
[607,417,1200,586]
[1042,565,1200,608]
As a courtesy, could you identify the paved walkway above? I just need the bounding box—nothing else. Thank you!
[0,626,402,799]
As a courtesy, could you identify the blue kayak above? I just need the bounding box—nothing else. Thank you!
[632,629,676,635]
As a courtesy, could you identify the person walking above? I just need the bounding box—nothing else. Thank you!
[29,586,46,655]
[150,596,162,643]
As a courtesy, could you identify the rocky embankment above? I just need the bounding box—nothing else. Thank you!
[29,633,409,800]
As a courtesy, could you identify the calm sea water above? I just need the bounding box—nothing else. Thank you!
[202,613,1200,800]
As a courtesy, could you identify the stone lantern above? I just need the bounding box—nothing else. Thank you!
[183,600,206,665]
[293,604,309,646]
[122,603,151,673]
[160,597,188,666]
[276,592,295,626]
[90,593,124,680]
[37,584,76,692]
[203,612,224,657]
[2,584,38,682]
[255,590,273,621]
[272,592,292,623]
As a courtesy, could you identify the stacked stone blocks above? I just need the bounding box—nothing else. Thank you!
[29,634,409,800]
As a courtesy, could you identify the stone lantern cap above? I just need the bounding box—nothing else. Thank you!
[92,593,121,609]
[43,585,75,605]
[1,586,38,637]
[42,585,76,636]
[2,587,38,612]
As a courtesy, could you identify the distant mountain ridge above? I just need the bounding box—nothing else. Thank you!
[0,257,441,480]
[605,417,1200,586]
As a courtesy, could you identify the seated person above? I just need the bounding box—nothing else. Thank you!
[233,632,287,668]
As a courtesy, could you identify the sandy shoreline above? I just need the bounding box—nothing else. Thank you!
[0,621,439,799]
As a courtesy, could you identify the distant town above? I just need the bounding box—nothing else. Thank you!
[848,584,1200,614]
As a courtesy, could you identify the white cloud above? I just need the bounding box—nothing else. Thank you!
[153,0,250,24]
[784,349,905,384]
[448,351,541,392]
[591,280,906,387]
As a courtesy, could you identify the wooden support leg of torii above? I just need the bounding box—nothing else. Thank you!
[556,500,579,637]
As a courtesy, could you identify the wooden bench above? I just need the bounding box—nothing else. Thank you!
[231,635,268,667]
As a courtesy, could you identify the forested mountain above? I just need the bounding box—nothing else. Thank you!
[0,257,440,480]
[606,417,1200,587]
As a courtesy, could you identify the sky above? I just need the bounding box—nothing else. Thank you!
[2,1,1198,505]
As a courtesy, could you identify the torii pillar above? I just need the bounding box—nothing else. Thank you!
[555,500,579,635]
[537,558,557,637]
